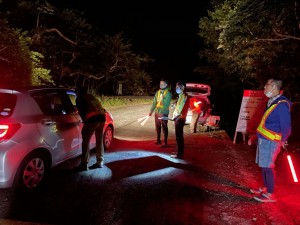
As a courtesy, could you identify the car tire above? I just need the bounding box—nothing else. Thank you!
[15,152,48,190]
[103,126,113,150]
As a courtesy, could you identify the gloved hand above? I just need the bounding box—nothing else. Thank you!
[172,112,179,121]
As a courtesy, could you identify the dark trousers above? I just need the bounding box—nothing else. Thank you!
[155,113,168,143]
[175,117,186,156]
[190,111,200,133]
[262,167,275,193]
[81,121,105,165]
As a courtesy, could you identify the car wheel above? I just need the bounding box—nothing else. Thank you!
[16,152,47,190]
[103,126,113,150]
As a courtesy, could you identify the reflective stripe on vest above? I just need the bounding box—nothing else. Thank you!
[156,89,168,108]
[256,100,289,141]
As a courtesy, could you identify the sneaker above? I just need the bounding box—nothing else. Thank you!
[154,141,162,145]
[250,187,267,195]
[170,153,183,159]
[89,162,104,169]
[253,193,277,203]
[74,163,88,172]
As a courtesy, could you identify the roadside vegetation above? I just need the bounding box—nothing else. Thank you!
[99,96,153,110]
[197,0,300,100]
[0,1,152,95]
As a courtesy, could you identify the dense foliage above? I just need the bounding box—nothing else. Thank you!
[0,0,152,95]
[2,0,300,98]
[198,0,300,100]
[1,19,35,87]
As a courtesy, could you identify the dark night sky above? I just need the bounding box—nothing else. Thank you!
[50,1,211,83]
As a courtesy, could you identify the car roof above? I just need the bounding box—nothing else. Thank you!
[0,86,75,94]
[186,83,211,89]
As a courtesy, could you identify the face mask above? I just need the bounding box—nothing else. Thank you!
[265,91,272,98]
[265,85,274,98]
[176,87,182,94]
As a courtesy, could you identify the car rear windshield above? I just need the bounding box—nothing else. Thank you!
[186,87,209,95]
[0,93,17,118]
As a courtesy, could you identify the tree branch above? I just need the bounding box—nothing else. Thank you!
[62,51,80,63]
[0,56,11,63]
[109,55,122,73]
[69,72,105,80]
[273,29,300,40]
[255,29,300,42]
[44,28,77,45]
[0,46,11,63]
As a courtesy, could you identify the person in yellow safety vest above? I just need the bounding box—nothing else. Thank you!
[149,79,172,147]
[74,85,107,171]
[170,82,190,159]
[250,78,291,203]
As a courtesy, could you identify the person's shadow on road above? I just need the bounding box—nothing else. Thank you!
[105,155,188,180]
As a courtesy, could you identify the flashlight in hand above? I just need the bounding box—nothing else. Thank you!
[283,143,298,183]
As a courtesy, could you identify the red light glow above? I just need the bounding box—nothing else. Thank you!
[193,101,201,108]
[0,123,21,141]
[287,155,298,182]
[0,125,9,138]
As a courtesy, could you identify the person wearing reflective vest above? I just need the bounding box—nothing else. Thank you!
[75,85,107,171]
[170,82,190,159]
[149,79,172,147]
[251,78,292,203]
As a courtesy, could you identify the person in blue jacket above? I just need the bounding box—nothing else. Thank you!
[250,78,291,203]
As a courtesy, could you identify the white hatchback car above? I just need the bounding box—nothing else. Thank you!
[0,86,114,190]
[185,83,211,125]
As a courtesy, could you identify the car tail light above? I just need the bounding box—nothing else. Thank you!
[190,98,202,111]
[193,100,202,108]
[0,123,22,142]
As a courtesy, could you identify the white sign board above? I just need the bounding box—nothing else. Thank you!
[233,90,268,143]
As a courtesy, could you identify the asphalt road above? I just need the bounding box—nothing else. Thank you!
[1,103,300,225]
[0,103,182,225]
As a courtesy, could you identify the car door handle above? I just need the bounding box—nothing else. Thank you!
[41,119,56,126]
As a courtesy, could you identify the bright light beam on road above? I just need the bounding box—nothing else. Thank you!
[137,115,148,122]
[140,115,150,126]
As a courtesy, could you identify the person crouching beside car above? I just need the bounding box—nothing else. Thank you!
[75,85,106,171]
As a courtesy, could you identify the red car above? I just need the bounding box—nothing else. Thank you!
[185,83,212,125]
